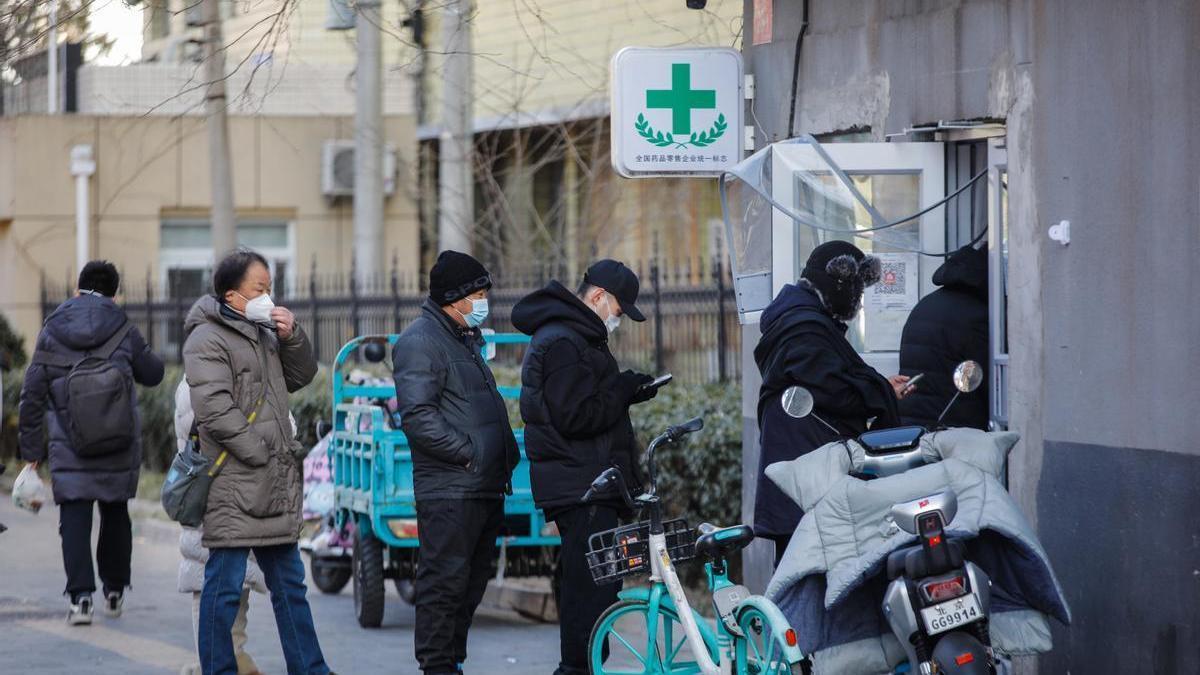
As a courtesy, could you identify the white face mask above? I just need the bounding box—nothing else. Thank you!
[600,293,621,335]
[238,292,275,323]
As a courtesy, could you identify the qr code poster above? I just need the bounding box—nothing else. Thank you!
[867,252,919,312]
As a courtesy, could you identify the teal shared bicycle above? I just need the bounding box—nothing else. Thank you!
[582,417,807,675]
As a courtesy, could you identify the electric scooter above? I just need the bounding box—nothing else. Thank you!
[782,361,995,674]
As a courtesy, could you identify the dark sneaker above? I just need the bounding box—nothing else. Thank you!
[68,595,93,626]
[104,590,124,618]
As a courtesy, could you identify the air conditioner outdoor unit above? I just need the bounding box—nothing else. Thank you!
[321,140,397,199]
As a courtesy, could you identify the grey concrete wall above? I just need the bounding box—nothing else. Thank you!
[1028,2,1200,671]
[744,0,1024,144]
[741,0,1200,671]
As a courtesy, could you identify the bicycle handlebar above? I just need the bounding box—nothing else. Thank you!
[579,417,706,507]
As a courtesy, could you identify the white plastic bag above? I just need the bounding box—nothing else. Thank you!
[12,464,48,513]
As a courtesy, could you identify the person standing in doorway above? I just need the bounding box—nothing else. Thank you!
[898,244,990,430]
[18,260,165,624]
[391,250,519,675]
[512,259,658,675]
[183,249,331,675]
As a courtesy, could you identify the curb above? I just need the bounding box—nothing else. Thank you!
[483,577,558,623]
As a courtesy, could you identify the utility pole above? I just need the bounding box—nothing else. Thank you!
[203,0,237,258]
[353,0,384,287]
[47,0,58,113]
[438,0,473,254]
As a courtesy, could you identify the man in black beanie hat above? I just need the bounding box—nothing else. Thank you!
[752,240,911,564]
[392,250,520,675]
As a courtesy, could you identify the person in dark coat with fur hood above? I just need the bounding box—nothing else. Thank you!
[753,241,911,564]
[898,245,990,430]
[18,261,165,624]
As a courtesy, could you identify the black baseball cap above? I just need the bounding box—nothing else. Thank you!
[583,259,646,322]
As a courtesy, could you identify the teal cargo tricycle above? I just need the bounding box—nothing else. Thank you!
[320,333,561,628]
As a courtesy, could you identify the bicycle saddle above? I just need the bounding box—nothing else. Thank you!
[695,523,755,559]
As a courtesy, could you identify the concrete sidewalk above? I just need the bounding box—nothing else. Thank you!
[0,497,560,674]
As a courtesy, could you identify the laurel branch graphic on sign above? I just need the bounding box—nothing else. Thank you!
[635,112,727,150]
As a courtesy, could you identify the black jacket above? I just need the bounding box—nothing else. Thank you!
[392,299,519,501]
[512,282,644,514]
[898,247,990,429]
[18,294,164,503]
[753,282,899,537]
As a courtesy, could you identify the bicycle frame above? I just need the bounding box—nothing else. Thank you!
[590,421,804,675]
[647,530,726,674]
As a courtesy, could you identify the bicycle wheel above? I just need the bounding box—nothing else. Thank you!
[735,605,801,675]
[589,599,710,675]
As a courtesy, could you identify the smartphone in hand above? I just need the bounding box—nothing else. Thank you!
[639,373,673,394]
[901,372,925,393]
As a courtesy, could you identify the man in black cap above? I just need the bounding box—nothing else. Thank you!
[511,259,658,675]
[753,240,910,564]
[392,250,520,675]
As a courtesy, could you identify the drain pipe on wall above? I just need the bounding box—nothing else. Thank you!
[785,0,810,138]
[70,145,95,273]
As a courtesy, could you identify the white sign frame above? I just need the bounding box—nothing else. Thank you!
[611,47,744,178]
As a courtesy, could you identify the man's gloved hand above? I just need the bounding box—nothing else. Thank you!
[620,370,656,405]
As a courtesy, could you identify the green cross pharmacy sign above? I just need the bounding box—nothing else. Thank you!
[611,47,743,178]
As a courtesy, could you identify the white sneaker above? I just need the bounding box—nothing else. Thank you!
[68,595,93,626]
[104,590,124,618]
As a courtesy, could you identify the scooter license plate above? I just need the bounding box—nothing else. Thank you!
[920,594,982,636]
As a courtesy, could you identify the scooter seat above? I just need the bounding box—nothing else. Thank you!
[695,523,755,559]
[887,540,966,580]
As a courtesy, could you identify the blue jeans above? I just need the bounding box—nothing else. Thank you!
[199,544,330,675]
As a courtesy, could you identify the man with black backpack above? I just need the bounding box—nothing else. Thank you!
[18,260,164,625]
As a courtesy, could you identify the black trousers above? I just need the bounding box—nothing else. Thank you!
[414,498,504,675]
[552,505,621,675]
[58,500,132,599]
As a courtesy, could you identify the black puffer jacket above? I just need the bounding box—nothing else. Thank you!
[753,282,899,537]
[512,282,644,514]
[392,299,519,501]
[898,246,990,430]
[18,294,164,503]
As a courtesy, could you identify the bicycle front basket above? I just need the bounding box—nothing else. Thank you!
[585,518,695,585]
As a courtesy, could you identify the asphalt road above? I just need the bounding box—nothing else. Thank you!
[0,498,561,674]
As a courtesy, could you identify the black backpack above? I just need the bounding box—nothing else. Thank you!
[34,322,136,457]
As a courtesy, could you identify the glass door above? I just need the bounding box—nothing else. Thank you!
[987,137,1009,429]
[771,142,945,376]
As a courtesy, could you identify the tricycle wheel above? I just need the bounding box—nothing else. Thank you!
[393,578,416,605]
[310,556,351,595]
[353,524,386,628]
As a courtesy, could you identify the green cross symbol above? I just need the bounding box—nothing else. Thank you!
[646,63,716,136]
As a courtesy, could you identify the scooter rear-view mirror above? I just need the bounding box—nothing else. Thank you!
[781,386,814,419]
[953,360,983,394]
[781,386,841,436]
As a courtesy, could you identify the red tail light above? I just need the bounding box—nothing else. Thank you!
[784,629,797,647]
[955,652,975,666]
[920,575,967,602]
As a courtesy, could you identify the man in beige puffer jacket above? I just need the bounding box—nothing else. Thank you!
[183,249,331,675]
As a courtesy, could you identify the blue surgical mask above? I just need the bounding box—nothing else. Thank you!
[460,298,489,328]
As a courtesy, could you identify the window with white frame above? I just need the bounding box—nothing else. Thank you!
[159,219,294,298]
[160,218,294,351]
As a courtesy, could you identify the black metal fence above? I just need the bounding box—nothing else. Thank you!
[41,260,741,384]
